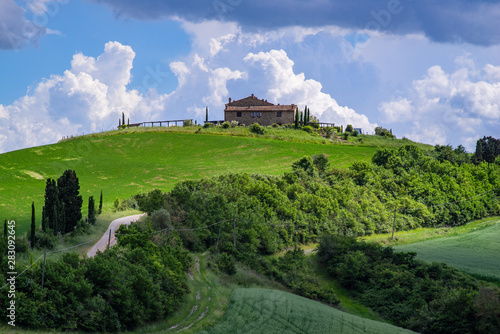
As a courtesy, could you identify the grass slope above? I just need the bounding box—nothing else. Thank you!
[393,218,500,281]
[1,127,403,234]
[199,288,416,334]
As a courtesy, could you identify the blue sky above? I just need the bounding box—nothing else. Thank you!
[1,0,499,153]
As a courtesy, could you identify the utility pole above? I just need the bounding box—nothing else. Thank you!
[41,247,47,289]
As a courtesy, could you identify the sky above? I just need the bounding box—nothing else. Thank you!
[0,0,499,153]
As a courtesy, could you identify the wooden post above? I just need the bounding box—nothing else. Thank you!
[391,211,396,240]
[107,229,111,254]
[216,222,222,252]
[41,247,47,289]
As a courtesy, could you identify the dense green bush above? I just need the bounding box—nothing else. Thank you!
[134,189,167,215]
[222,121,230,129]
[345,124,353,132]
[302,125,314,133]
[250,123,265,135]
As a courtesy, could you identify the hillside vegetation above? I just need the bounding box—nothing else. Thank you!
[0,126,427,234]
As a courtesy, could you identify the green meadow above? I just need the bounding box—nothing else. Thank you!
[394,218,500,281]
[1,126,422,235]
[199,288,416,334]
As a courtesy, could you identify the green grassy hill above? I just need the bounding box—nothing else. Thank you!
[199,288,415,334]
[394,218,500,281]
[0,126,426,235]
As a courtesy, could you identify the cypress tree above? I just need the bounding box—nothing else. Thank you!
[304,106,307,126]
[57,170,83,234]
[300,111,303,124]
[205,106,209,123]
[59,202,66,234]
[52,204,59,236]
[122,112,125,126]
[31,202,35,249]
[294,108,299,129]
[43,179,59,231]
[88,196,96,225]
[98,190,103,215]
[41,206,47,232]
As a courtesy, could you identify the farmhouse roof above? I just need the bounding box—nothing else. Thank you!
[225,94,296,111]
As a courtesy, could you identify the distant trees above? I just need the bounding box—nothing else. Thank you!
[434,144,470,165]
[475,136,500,165]
[42,170,83,235]
[374,126,395,138]
[345,124,353,133]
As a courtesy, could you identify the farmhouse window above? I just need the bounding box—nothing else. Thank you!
[251,112,255,117]
[257,112,262,117]
[277,111,282,117]
[237,112,242,117]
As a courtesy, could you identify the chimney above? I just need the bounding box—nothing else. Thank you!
[229,97,232,103]
[251,93,254,98]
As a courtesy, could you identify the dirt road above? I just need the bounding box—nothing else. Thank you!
[86,213,145,257]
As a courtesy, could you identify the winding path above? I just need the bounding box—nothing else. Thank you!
[86,213,145,257]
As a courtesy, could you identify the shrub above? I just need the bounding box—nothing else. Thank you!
[183,119,193,127]
[215,252,237,275]
[250,123,265,135]
[230,120,239,127]
[222,121,230,129]
[119,197,138,211]
[203,122,211,129]
[272,123,280,128]
[343,132,349,140]
[345,124,353,132]
[135,189,167,215]
[36,230,57,250]
[311,121,319,129]
[352,130,358,137]
[302,125,314,134]
[151,209,171,230]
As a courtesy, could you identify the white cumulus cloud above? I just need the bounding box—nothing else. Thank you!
[380,58,500,150]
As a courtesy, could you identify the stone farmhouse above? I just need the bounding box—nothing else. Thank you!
[224,94,296,126]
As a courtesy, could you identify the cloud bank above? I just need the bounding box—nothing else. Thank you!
[89,0,500,46]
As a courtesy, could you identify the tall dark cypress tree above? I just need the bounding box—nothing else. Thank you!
[304,106,308,126]
[88,196,96,225]
[294,108,299,129]
[57,170,83,233]
[98,190,103,215]
[300,111,303,124]
[43,178,59,232]
[31,202,35,249]
[122,112,125,126]
[41,206,46,232]
[205,106,209,123]
[52,204,59,236]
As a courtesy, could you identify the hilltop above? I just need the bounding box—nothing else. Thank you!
[0,125,430,234]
